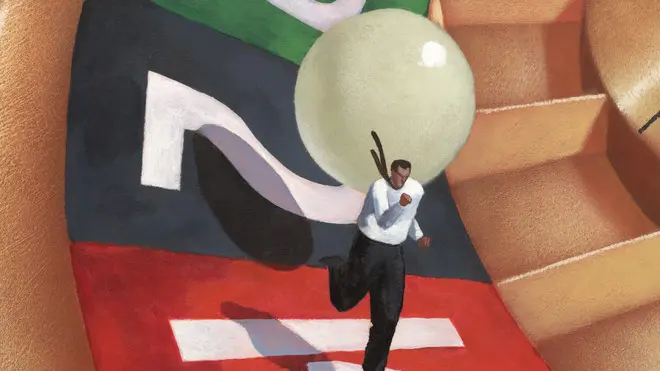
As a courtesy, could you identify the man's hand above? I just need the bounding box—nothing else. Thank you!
[399,193,412,207]
[417,236,431,249]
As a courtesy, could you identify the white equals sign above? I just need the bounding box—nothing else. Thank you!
[170,317,463,367]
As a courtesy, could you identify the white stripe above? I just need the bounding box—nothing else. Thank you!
[498,230,660,284]
[267,0,366,32]
[170,318,463,361]
[307,361,399,371]
[476,94,607,114]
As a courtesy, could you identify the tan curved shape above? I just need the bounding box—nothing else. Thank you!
[0,0,95,370]
[586,0,660,225]
[586,0,660,136]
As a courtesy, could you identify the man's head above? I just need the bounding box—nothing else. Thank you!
[390,159,411,189]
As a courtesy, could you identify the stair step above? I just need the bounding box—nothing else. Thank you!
[448,22,583,109]
[536,298,660,371]
[451,154,657,283]
[497,232,660,343]
[447,94,608,185]
[432,0,582,27]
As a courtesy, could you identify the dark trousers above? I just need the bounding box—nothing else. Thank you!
[328,230,405,371]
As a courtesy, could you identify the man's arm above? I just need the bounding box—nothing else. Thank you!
[408,218,424,241]
[371,182,405,229]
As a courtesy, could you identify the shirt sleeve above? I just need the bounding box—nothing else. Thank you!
[371,182,405,229]
[408,218,424,241]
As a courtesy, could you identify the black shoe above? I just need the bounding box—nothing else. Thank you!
[317,255,345,269]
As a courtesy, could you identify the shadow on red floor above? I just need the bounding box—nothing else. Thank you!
[71,242,549,371]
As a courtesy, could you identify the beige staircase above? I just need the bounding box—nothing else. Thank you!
[430,0,660,369]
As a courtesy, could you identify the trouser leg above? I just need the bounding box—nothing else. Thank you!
[329,231,380,312]
[362,247,405,371]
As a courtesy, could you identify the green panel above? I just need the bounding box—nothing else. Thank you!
[151,0,430,64]
[363,0,428,14]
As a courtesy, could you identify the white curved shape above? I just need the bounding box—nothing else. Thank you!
[140,71,364,224]
[308,361,399,371]
[267,0,366,31]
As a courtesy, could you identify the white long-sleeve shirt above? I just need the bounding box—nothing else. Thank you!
[357,177,425,245]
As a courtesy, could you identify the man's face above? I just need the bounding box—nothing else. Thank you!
[391,166,410,189]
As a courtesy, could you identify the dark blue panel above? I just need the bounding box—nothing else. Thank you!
[66,0,490,282]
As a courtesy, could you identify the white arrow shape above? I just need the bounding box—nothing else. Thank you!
[308,361,399,371]
[141,71,364,224]
[266,0,366,32]
[170,318,463,362]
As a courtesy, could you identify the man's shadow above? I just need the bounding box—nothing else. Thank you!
[221,302,336,371]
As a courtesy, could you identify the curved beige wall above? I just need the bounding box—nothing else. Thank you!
[0,0,95,370]
[586,0,660,225]
[586,0,660,133]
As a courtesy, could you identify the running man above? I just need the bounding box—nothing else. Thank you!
[319,158,432,371]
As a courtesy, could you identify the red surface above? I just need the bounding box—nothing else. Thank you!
[71,242,549,371]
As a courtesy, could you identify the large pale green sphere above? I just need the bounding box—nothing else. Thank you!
[295,8,476,192]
